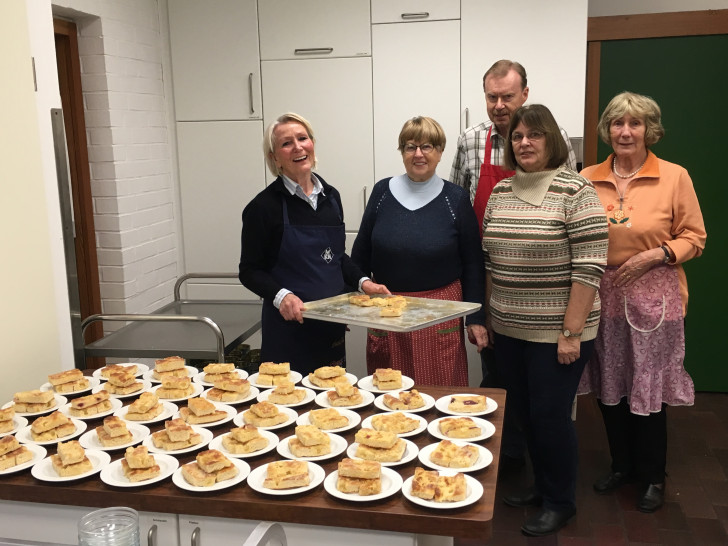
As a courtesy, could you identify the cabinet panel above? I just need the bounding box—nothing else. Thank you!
[258,0,371,60]
[261,57,374,230]
[168,0,261,121]
[176,121,265,299]
[460,0,587,137]
[372,21,460,182]
[371,0,460,24]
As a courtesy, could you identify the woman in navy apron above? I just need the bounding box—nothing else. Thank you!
[239,113,389,376]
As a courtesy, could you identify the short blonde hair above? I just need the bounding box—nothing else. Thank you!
[397,116,446,153]
[263,112,317,176]
[597,92,665,148]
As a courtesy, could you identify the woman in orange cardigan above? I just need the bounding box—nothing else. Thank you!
[579,92,706,513]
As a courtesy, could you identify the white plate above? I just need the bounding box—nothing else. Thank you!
[92,363,149,379]
[143,425,213,455]
[276,432,347,461]
[0,416,28,438]
[257,387,316,408]
[357,374,415,394]
[313,389,375,410]
[58,398,123,421]
[373,391,436,414]
[402,472,484,509]
[248,371,303,388]
[143,366,198,384]
[0,443,46,475]
[201,386,259,406]
[233,406,298,431]
[434,393,498,417]
[324,467,403,502]
[3,395,68,417]
[173,402,237,429]
[114,401,178,425]
[149,382,205,402]
[346,438,419,467]
[247,461,325,496]
[93,380,153,400]
[192,368,249,386]
[208,429,279,459]
[361,412,427,438]
[99,453,179,487]
[417,441,493,473]
[427,416,496,443]
[15,418,87,446]
[172,457,250,492]
[40,376,100,396]
[301,373,358,391]
[31,449,111,482]
[78,423,150,451]
[295,409,361,433]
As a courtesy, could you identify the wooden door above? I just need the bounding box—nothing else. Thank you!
[53,19,103,366]
[584,10,728,392]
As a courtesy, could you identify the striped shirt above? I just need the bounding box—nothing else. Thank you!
[483,167,608,343]
[450,120,577,204]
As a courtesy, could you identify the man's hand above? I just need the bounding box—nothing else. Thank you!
[361,280,391,295]
[467,324,489,352]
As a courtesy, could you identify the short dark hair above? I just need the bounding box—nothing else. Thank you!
[504,104,568,171]
[483,60,527,90]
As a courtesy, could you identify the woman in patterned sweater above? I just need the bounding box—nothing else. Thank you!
[482,105,608,536]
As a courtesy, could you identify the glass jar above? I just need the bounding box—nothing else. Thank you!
[78,506,140,546]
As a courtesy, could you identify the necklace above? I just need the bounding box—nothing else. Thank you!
[613,156,646,179]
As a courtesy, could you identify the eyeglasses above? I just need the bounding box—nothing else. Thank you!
[511,131,545,143]
[403,143,436,154]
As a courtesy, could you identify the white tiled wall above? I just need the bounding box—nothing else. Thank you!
[53,0,179,325]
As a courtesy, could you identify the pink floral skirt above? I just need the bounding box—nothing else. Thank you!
[366,280,469,387]
[578,265,694,415]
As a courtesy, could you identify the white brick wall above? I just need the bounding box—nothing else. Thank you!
[54,0,179,328]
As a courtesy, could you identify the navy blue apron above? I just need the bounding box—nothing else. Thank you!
[260,194,348,375]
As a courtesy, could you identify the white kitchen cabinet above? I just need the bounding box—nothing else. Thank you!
[372,20,460,182]
[257,0,371,60]
[168,0,262,121]
[176,120,265,299]
[261,57,374,231]
[178,515,425,546]
[371,0,460,24]
[0,501,179,546]
[460,0,587,136]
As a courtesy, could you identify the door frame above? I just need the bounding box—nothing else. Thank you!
[584,9,728,166]
[53,19,104,364]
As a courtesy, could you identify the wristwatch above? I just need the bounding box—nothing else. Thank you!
[562,329,582,338]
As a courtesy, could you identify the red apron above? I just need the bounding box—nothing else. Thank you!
[472,126,515,235]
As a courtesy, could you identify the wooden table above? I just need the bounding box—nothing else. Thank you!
[0,385,505,540]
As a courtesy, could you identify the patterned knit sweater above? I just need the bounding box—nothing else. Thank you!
[482,167,609,343]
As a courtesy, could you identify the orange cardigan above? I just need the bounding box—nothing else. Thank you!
[581,151,706,314]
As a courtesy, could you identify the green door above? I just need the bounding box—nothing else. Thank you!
[598,35,728,392]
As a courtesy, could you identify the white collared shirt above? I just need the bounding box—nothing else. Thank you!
[281,173,325,210]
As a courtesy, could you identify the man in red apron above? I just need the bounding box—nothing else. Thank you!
[450,59,577,468]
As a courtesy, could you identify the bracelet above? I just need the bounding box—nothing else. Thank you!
[660,245,671,264]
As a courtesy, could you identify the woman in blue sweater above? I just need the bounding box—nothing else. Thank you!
[352,116,487,386]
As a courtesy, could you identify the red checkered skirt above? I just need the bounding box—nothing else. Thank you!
[365,280,469,387]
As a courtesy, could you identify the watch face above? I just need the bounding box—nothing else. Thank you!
[563,329,571,337]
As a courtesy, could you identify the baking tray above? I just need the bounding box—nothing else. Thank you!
[301,293,481,333]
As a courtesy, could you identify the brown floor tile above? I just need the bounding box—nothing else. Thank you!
[623,511,660,543]
[656,529,696,546]
[686,516,728,544]
[652,501,689,531]
[592,523,627,545]
[674,484,717,518]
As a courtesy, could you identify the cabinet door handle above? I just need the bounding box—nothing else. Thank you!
[248,73,255,115]
[147,524,157,546]
[401,12,430,20]
[465,107,470,130]
[191,526,200,546]
[294,47,334,55]
[363,185,367,210]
